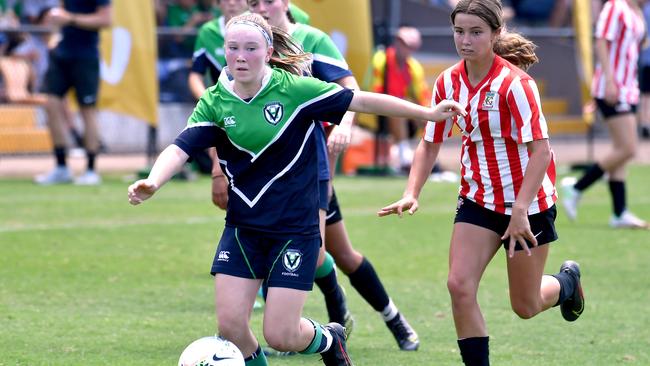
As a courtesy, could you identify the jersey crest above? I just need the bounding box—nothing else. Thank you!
[263,102,284,125]
[282,249,303,273]
[482,91,498,110]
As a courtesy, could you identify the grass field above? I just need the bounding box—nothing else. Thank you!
[1,166,650,365]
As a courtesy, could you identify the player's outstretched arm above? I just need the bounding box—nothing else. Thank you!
[348,90,465,122]
[128,145,189,205]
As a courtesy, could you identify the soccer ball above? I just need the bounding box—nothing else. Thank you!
[178,336,245,366]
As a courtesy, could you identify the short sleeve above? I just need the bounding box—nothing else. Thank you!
[295,76,353,124]
[507,77,548,144]
[595,1,620,41]
[423,72,455,143]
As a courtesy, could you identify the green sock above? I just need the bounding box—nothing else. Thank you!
[299,318,333,354]
[245,344,268,366]
[315,252,335,279]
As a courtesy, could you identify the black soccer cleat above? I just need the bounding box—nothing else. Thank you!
[559,260,584,322]
[386,313,420,351]
[321,322,354,366]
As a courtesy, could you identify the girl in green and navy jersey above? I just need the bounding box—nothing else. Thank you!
[128,13,463,366]
[249,0,420,351]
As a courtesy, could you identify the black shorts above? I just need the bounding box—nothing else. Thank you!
[639,65,650,93]
[44,52,100,106]
[454,196,558,251]
[594,98,637,119]
[211,226,320,291]
[325,188,343,226]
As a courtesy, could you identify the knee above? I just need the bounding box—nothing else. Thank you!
[510,298,542,319]
[263,328,295,352]
[447,274,476,303]
[331,250,362,274]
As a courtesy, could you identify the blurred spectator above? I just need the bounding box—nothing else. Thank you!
[365,26,431,173]
[34,0,112,186]
[504,0,571,27]
[167,0,212,28]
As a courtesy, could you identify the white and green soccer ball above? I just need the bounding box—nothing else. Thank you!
[178,336,245,366]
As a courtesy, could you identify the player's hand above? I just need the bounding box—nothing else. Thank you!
[378,196,419,218]
[604,79,619,106]
[45,7,72,27]
[327,123,352,155]
[128,179,158,205]
[501,211,537,258]
[211,175,229,210]
[429,100,466,121]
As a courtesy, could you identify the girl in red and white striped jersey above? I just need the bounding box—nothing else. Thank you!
[562,0,648,229]
[379,0,584,364]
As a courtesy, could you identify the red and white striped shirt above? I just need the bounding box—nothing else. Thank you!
[424,56,556,215]
[592,0,645,105]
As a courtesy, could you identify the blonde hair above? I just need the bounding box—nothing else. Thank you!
[226,13,311,75]
[451,0,538,70]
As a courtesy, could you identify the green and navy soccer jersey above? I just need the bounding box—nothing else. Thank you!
[191,16,226,84]
[291,23,353,181]
[291,23,351,83]
[173,67,353,235]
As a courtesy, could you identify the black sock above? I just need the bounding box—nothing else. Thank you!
[608,180,626,217]
[54,146,67,167]
[314,269,347,324]
[552,270,577,306]
[87,152,96,171]
[348,257,390,312]
[574,163,605,191]
[457,336,489,366]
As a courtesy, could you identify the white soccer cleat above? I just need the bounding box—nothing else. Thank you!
[74,170,102,186]
[609,211,648,229]
[561,176,580,221]
[34,166,73,185]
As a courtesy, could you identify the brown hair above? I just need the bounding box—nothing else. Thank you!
[226,13,312,76]
[451,0,538,70]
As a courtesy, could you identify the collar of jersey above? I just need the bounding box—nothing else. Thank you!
[219,66,274,104]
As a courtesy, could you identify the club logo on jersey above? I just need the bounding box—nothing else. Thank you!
[282,249,302,273]
[263,102,284,125]
[481,91,498,110]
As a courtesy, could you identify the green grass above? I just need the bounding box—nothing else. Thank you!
[1,166,650,365]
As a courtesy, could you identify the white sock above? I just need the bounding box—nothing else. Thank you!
[381,298,399,321]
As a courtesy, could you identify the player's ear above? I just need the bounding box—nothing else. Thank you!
[266,46,273,63]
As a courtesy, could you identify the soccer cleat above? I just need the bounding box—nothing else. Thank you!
[559,260,584,322]
[343,310,355,338]
[321,323,353,366]
[561,177,581,221]
[609,211,648,229]
[34,166,73,185]
[386,313,419,351]
[74,170,102,185]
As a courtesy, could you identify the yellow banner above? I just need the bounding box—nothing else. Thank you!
[291,0,373,81]
[573,0,594,125]
[98,0,158,125]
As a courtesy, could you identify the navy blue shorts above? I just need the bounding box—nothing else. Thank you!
[211,226,321,291]
[44,52,100,106]
[453,196,558,251]
[325,188,343,226]
[594,98,637,119]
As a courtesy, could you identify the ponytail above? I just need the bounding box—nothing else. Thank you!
[493,31,539,71]
[269,26,312,76]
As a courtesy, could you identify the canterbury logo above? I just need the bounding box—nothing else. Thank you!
[263,102,284,125]
[217,251,230,261]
